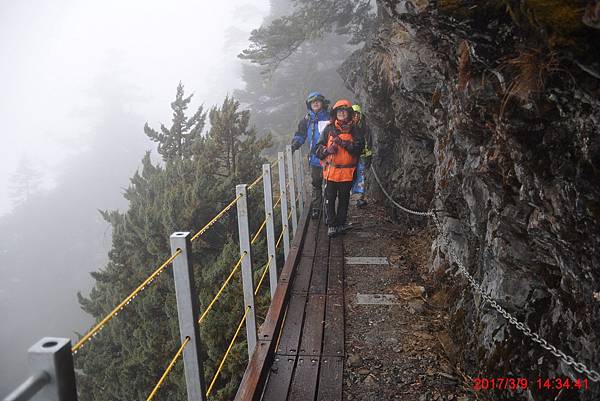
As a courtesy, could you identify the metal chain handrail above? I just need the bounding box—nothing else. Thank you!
[370,165,600,382]
[370,165,434,216]
[432,213,600,382]
[146,336,191,401]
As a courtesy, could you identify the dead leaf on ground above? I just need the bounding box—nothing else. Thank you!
[392,283,426,300]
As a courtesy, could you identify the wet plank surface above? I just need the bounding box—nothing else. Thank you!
[316,357,344,401]
[276,294,307,356]
[260,217,345,401]
[287,356,320,401]
[298,294,326,356]
[291,258,313,294]
[322,294,344,358]
[261,355,295,401]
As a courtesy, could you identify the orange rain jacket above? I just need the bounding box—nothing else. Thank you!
[315,119,365,183]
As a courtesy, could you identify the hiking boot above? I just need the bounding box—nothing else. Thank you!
[356,199,368,208]
[327,226,338,238]
[336,224,352,234]
[311,208,320,219]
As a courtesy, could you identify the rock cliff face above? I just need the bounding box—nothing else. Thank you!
[342,1,600,399]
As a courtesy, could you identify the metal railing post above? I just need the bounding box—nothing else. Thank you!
[298,147,307,212]
[293,150,304,216]
[285,145,298,235]
[169,232,206,401]
[277,152,290,259]
[235,184,258,357]
[262,164,278,299]
[3,337,77,401]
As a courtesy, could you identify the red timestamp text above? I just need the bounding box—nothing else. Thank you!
[472,377,589,391]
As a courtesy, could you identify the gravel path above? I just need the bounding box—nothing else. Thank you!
[342,197,481,401]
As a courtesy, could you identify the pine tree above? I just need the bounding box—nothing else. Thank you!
[205,96,272,181]
[144,82,206,162]
[76,95,272,401]
[234,34,356,150]
[239,0,375,74]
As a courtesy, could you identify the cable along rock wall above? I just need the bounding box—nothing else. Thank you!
[342,1,600,399]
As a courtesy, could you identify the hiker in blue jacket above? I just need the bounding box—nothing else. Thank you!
[291,92,331,219]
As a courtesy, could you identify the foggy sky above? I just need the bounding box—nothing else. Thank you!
[0,0,269,216]
[0,0,269,394]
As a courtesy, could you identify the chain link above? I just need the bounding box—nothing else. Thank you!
[431,214,600,382]
[368,167,600,382]
[370,166,434,217]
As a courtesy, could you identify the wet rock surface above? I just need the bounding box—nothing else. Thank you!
[342,1,600,400]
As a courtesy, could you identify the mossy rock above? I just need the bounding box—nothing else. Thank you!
[438,0,600,63]
[522,0,589,47]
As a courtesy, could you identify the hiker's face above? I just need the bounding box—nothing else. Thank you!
[336,109,348,121]
[310,100,323,112]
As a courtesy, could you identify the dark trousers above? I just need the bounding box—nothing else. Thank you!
[310,165,323,211]
[324,180,353,227]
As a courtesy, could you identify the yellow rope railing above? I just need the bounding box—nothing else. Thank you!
[275,228,285,249]
[197,252,246,324]
[273,193,282,209]
[145,336,190,401]
[250,218,268,245]
[247,173,265,191]
[247,158,279,192]
[72,249,183,353]
[204,229,283,396]
[206,306,251,397]
[190,194,242,242]
[254,256,273,296]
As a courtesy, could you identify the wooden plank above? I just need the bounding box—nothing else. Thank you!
[329,236,344,258]
[258,282,288,342]
[235,208,311,401]
[261,354,296,401]
[301,220,318,257]
[326,257,343,295]
[290,258,313,295]
[315,222,329,255]
[316,357,343,401]
[322,295,344,357]
[309,258,328,294]
[298,294,326,356]
[309,223,329,293]
[276,294,307,355]
[287,356,320,401]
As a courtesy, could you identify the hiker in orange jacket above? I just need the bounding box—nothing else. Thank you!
[315,99,365,237]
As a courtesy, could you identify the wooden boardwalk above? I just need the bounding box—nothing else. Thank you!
[235,212,345,401]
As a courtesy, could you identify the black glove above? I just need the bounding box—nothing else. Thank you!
[325,143,338,155]
[291,139,302,151]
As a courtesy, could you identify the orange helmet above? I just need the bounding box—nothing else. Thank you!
[330,99,354,119]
